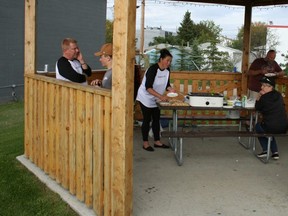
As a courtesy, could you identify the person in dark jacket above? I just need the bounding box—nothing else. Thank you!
[255,76,288,160]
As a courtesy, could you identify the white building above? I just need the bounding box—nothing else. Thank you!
[135,26,176,50]
[267,25,288,67]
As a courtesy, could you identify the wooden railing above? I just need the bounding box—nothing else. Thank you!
[24,74,112,215]
[168,71,243,124]
[24,71,288,215]
[135,71,288,124]
[170,71,242,97]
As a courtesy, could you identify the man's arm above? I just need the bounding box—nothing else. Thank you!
[57,57,87,83]
[275,70,285,77]
[76,51,92,77]
[81,64,92,77]
[247,68,264,76]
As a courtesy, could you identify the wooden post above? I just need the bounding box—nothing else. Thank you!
[24,0,36,75]
[241,3,252,95]
[111,0,136,215]
[24,0,36,158]
[140,0,145,54]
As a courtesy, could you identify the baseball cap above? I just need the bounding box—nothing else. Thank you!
[94,43,113,56]
[260,76,275,87]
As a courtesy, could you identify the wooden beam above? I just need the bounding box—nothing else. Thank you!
[24,0,36,74]
[241,4,252,96]
[140,0,145,54]
[173,0,288,6]
[111,0,136,215]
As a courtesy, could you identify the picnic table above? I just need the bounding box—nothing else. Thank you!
[157,101,257,165]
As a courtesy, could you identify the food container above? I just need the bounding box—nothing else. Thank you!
[234,100,242,107]
[187,92,224,107]
[244,98,256,108]
[227,100,235,106]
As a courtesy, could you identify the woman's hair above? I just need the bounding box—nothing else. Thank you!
[159,48,172,61]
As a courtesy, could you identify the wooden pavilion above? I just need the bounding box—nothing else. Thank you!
[24,0,288,215]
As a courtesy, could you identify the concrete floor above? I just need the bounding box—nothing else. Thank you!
[133,126,288,216]
[18,125,288,216]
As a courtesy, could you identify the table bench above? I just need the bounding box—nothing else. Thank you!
[161,115,252,131]
[161,130,288,165]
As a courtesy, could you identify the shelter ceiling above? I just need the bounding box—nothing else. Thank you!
[173,0,288,7]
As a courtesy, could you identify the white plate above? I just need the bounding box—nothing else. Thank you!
[159,102,170,105]
[167,92,178,97]
[265,73,276,77]
[223,105,234,109]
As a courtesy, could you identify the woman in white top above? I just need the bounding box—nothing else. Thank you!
[136,48,176,151]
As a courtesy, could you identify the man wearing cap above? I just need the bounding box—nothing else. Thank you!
[255,76,288,160]
[56,38,92,85]
[247,50,285,100]
[244,50,285,129]
[90,43,113,89]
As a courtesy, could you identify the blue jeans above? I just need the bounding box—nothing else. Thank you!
[255,122,278,153]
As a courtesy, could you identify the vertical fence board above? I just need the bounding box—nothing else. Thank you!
[93,94,104,215]
[84,92,93,207]
[43,82,49,173]
[76,90,85,201]
[24,78,30,158]
[38,80,44,169]
[55,85,61,183]
[48,84,56,179]
[30,79,37,163]
[104,96,112,216]
[61,86,69,189]
[69,88,76,195]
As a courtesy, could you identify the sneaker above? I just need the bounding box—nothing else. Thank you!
[272,153,279,160]
[257,152,267,158]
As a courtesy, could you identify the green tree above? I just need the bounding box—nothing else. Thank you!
[231,22,279,57]
[280,51,288,76]
[202,41,234,71]
[175,46,189,71]
[150,15,221,48]
[173,42,205,71]
[149,36,167,46]
[106,20,113,43]
[196,20,222,44]
[148,33,178,47]
[106,19,138,49]
[176,11,196,46]
[189,41,205,71]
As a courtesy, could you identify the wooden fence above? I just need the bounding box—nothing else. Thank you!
[169,71,243,125]
[135,71,288,125]
[24,71,288,215]
[24,73,112,215]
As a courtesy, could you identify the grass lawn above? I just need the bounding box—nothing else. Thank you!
[0,101,78,216]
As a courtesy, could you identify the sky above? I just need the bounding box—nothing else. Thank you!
[106,0,288,39]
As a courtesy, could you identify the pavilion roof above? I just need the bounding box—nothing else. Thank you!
[173,0,288,7]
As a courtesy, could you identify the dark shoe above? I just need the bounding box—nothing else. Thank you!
[143,146,154,152]
[257,151,267,158]
[272,152,279,160]
[154,143,169,149]
[245,123,250,132]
